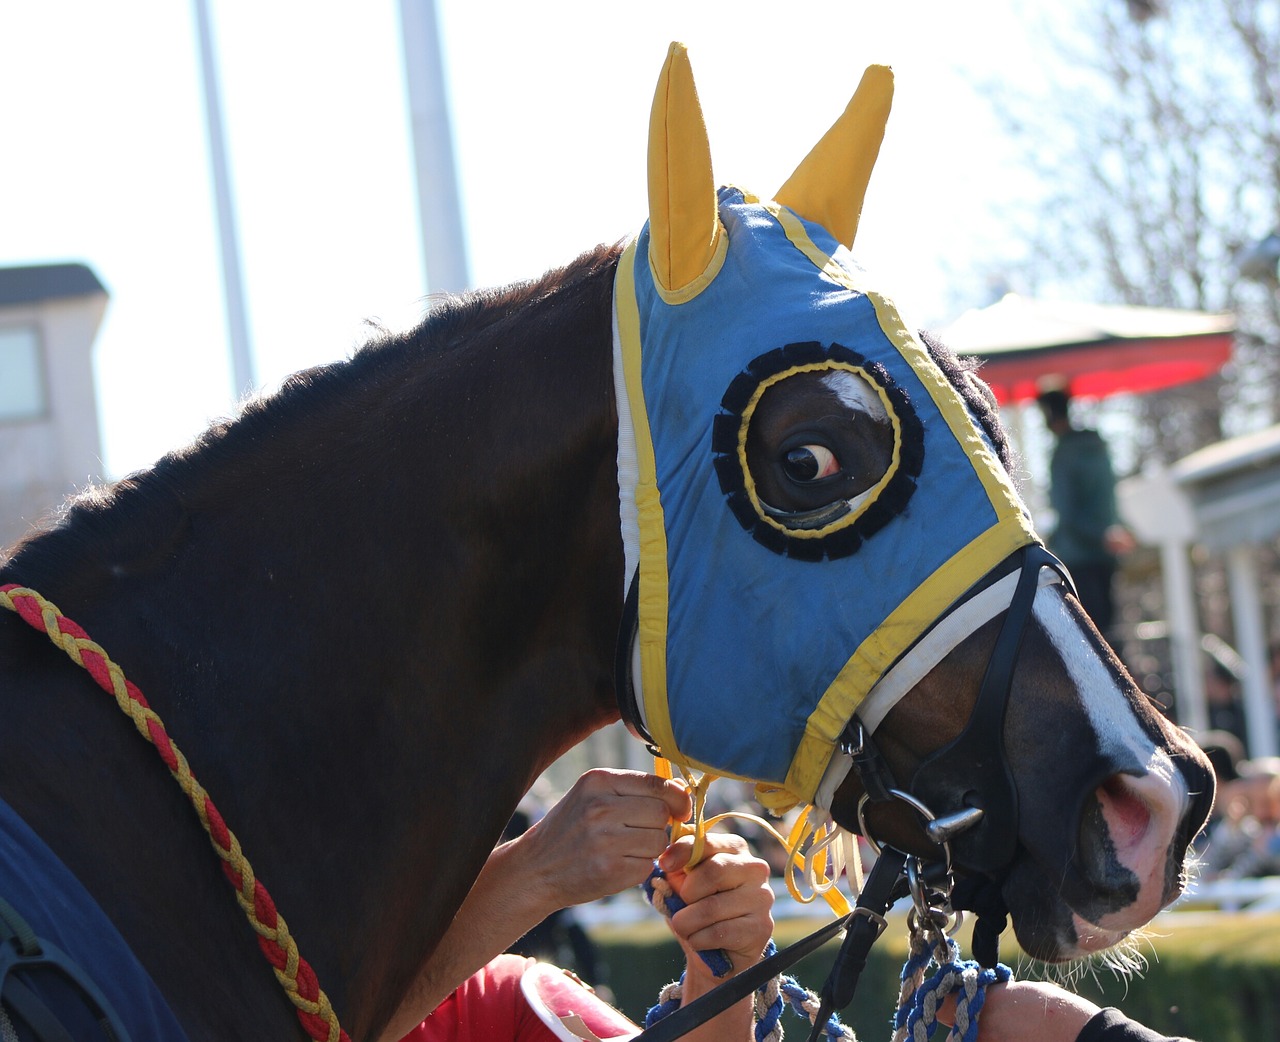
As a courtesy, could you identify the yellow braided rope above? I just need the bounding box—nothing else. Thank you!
[0,585,345,1042]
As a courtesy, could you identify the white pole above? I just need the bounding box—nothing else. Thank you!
[399,0,471,295]
[192,0,256,398]
[1227,544,1278,758]
[1160,538,1208,736]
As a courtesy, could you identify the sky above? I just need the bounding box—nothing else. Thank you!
[1,1,1042,481]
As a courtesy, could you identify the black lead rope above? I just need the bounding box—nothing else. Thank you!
[632,847,910,1042]
[803,846,909,1042]
[632,912,849,1042]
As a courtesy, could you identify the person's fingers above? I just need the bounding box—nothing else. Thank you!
[665,845,767,905]
[585,768,692,822]
[660,842,774,976]
[670,884,773,941]
[521,770,695,903]
[676,910,773,966]
[659,832,749,877]
[670,884,773,971]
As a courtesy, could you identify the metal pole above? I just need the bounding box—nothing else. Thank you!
[193,0,256,398]
[399,0,471,295]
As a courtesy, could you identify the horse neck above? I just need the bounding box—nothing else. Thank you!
[0,245,627,1039]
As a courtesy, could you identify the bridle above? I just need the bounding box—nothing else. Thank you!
[847,542,1075,962]
[614,542,1077,1037]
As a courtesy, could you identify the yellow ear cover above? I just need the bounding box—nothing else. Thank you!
[647,42,722,295]
[774,64,894,249]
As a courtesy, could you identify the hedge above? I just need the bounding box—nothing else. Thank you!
[583,912,1280,1042]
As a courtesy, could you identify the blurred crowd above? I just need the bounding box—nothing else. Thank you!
[1196,731,1280,881]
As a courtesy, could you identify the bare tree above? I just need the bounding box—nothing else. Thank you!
[988,0,1280,466]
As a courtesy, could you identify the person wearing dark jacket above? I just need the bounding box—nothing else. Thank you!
[1037,387,1134,638]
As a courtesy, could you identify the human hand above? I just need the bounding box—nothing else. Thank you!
[936,981,1100,1042]
[658,832,774,985]
[514,768,692,913]
[1103,524,1136,556]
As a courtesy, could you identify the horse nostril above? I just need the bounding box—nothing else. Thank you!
[1096,774,1153,849]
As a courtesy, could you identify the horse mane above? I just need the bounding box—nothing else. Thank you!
[2,242,1010,586]
[1,242,626,583]
[917,328,1015,475]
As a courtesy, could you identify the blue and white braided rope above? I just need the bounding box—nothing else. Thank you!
[892,930,1011,1042]
[643,866,854,1042]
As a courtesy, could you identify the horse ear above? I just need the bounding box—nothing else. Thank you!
[647,42,724,298]
[774,65,894,249]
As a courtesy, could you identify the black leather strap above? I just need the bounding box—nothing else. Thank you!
[909,545,1069,878]
[633,911,853,1042]
[841,719,897,805]
[805,846,909,1042]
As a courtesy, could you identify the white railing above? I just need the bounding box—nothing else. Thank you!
[1173,875,1280,913]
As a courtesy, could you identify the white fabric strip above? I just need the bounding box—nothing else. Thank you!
[814,750,854,812]
[612,289,648,737]
[813,565,1063,811]
[612,292,641,590]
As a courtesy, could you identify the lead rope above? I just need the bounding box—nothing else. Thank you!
[887,854,1012,1042]
[642,873,853,1042]
[644,758,857,1041]
[891,917,1010,1042]
[0,586,348,1042]
[652,758,860,913]
[643,758,1012,1042]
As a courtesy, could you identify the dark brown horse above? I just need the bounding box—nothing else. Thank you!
[0,45,1212,1042]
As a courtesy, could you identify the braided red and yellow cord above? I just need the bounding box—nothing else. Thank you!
[0,585,348,1042]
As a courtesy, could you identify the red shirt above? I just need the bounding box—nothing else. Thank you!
[403,956,558,1042]
[401,955,639,1042]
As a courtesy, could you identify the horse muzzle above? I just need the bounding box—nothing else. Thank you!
[1003,740,1214,961]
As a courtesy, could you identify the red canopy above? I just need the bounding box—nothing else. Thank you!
[937,294,1235,404]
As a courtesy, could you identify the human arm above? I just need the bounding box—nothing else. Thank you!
[937,981,1197,1042]
[657,832,775,1042]
[379,769,692,1042]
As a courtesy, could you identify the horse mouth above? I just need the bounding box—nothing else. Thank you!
[1009,757,1211,961]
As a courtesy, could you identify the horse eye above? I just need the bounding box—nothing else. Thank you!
[783,445,839,483]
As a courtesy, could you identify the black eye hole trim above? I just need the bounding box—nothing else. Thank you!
[711,341,924,561]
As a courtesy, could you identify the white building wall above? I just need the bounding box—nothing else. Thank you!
[0,290,108,551]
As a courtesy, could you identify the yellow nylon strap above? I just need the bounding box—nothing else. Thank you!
[654,756,854,918]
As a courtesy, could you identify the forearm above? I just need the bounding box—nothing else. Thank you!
[381,769,693,1042]
[676,963,756,1042]
[377,840,559,1042]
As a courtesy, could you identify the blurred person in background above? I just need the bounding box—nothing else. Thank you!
[1200,758,1280,878]
[1037,386,1134,642]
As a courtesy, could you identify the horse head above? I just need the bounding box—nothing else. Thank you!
[615,44,1214,963]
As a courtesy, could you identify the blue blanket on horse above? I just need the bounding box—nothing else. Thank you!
[0,796,188,1041]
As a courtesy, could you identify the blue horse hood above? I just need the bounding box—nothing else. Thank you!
[0,795,191,1040]
[614,186,1038,805]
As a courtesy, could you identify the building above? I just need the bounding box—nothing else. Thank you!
[1120,428,1280,759]
[0,263,109,551]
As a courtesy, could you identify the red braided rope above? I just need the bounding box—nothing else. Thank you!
[0,584,349,1042]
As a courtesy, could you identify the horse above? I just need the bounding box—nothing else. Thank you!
[0,43,1213,1042]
